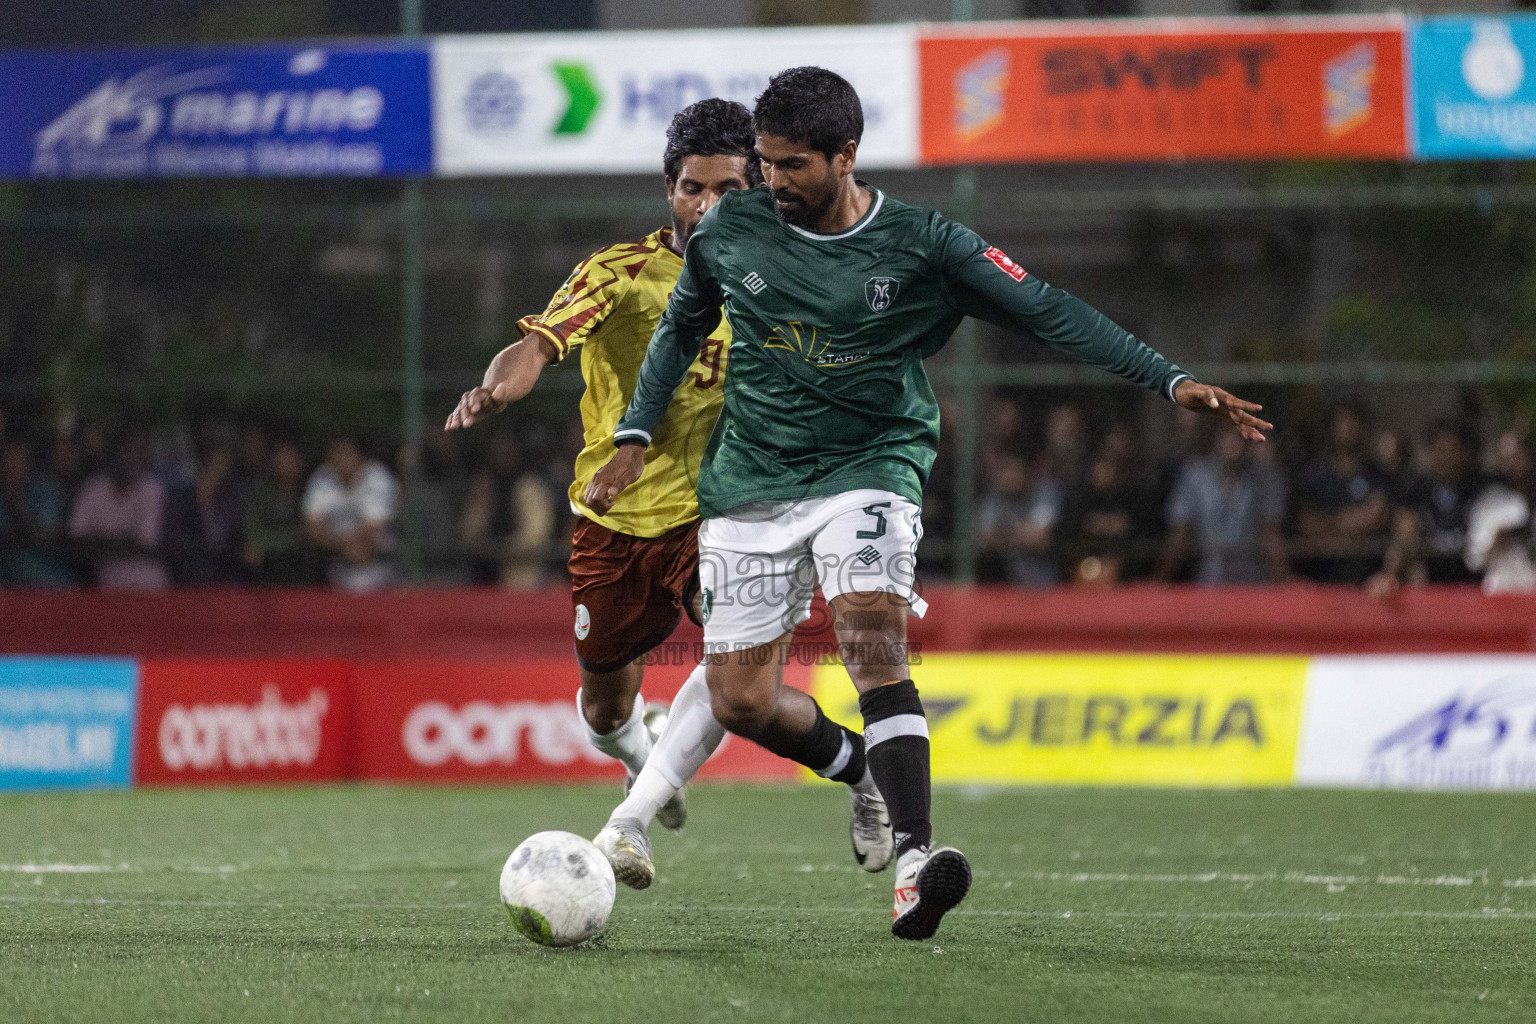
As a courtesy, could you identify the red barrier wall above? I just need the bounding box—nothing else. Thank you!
[351,658,796,784]
[2,585,1532,658]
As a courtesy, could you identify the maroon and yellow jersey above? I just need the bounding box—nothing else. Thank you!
[517,228,729,537]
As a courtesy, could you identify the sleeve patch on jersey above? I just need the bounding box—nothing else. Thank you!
[983,246,1027,282]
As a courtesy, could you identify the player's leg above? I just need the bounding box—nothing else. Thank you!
[701,635,892,872]
[594,658,721,888]
[595,503,891,887]
[569,518,686,790]
[695,503,892,870]
[575,660,652,776]
[816,492,970,940]
[601,572,718,837]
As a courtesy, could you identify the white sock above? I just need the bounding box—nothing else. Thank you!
[609,662,724,827]
[580,689,652,777]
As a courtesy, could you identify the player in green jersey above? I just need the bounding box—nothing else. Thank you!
[587,67,1272,941]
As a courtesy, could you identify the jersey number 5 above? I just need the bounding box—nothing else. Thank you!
[856,502,891,539]
[692,338,724,389]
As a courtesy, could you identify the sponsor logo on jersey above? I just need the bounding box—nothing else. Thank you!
[574,603,591,640]
[983,246,1026,281]
[865,276,900,312]
[401,700,610,767]
[158,685,329,772]
[854,544,883,566]
[764,321,872,369]
[741,271,767,294]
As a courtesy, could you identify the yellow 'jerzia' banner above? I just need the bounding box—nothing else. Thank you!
[814,654,1308,786]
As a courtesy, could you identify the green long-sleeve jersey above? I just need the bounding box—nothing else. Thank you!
[614,184,1193,516]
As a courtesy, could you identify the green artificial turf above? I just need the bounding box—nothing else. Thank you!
[1,783,1534,1023]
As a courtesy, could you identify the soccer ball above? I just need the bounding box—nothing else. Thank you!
[499,831,616,947]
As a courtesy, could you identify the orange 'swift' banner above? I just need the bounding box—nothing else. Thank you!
[919,18,1407,165]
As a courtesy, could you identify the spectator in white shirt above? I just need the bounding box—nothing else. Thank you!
[303,436,398,591]
[1466,431,1536,593]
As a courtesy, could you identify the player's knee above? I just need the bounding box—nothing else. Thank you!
[842,659,908,694]
[709,688,772,737]
[579,687,631,735]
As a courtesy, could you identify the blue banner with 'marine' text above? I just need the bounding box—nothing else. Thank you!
[0,43,431,179]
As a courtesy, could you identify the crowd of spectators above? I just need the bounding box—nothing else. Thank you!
[973,397,1536,595]
[0,407,562,592]
[1,397,1533,593]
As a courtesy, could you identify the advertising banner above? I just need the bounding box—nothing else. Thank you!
[354,658,796,783]
[431,26,918,176]
[0,43,431,179]
[1412,17,1536,158]
[1297,656,1536,790]
[0,658,138,792]
[918,17,1406,165]
[815,653,1308,787]
[135,659,353,785]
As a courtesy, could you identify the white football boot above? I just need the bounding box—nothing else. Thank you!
[891,845,971,941]
[640,702,688,832]
[593,817,655,890]
[849,784,894,873]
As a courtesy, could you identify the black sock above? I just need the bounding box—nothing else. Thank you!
[759,699,867,785]
[858,679,931,857]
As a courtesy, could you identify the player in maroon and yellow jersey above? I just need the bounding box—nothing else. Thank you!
[446,99,760,831]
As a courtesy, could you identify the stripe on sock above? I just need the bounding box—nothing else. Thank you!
[815,734,854,779]
[864,713,929,749]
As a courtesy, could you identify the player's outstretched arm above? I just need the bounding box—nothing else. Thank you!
[1172,379,1273,443]
[445,333,557,431]
[938,219,1274,442]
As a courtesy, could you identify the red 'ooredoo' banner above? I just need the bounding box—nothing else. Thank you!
[919,19,1406,164]
[135,659,353,785]
[353,658,798,784]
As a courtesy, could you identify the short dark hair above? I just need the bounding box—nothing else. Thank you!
[663,98,761,185]
[752,66,864,160]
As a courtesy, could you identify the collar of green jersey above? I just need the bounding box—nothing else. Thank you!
[782,182,885,242]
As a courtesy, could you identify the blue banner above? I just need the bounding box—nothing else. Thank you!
[0,43,431,179]
[0,658,139,791]
[1412,16,1536,158]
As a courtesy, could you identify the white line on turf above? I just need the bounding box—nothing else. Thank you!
[1009,870,1484,888]
[0,864,246,874]
[0,863,1516,887]
[1,896,1534,922]
[784,864,1494,887]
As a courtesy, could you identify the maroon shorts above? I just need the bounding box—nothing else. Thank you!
[568,517,700,673]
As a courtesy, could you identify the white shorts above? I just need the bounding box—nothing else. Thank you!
[698,489,928,650]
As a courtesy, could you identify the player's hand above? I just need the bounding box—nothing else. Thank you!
[1174,379,1273,442]
[445,383,517,431]
[584,444,646,515]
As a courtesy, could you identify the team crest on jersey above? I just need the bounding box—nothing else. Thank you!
[574,603,591,640]
[865,277,900,313]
